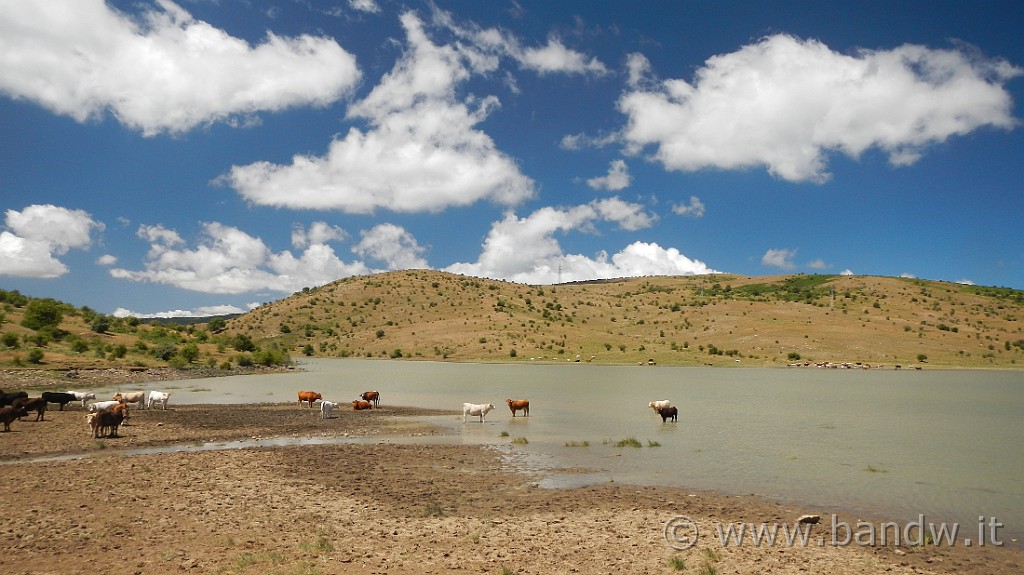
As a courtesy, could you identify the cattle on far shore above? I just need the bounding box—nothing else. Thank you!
[297,391,322,408]
[320,400,340,419]
[67,391,96,408]
[0,391,28,408]
[463,402,495,423]
[360,390,380,408]
[13,397,46,421]
[506,399,529,417]
[352,400,373,411]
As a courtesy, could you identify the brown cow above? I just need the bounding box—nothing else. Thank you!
[506,399,530,417]
[12,397,46,421]
[297,391,322,408]
[94,410,126,438]
[360,390,380,407]
[0,405,29,432]
[352,400,373,411]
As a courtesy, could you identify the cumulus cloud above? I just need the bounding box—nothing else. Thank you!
[900,272,917,279]
[444,198,712,284]
[956,278,976,286]
[0,205,103,278]
[619,35,1021,182]
[353,223,429,270]
[517,37,608,75]
[840,269,855,276]
[762,248,797,270]
[292,222,346,249]
[110,221,371,294]
[587,160,631,191]
[672,196,705,218]
[96,254,118,265]
[0,0,360,135]
[112,304,246,319]
[806,258,827,270]
[224,11,535,214]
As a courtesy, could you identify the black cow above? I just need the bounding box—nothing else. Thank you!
[657,405,678,422]
[95,410,125,438]
[41,391,78,411]
[0,405,29,431]
[0,391,28,407]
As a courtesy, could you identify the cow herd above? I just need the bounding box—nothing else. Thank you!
[0,388,172,437]
[296,389,382,419]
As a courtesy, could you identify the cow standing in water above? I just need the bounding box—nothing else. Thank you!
[463,403,495,423]
[506,399,529,417]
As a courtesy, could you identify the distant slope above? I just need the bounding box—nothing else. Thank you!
[223,270,1024,368]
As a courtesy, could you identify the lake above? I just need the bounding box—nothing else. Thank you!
[94,358,1024,542]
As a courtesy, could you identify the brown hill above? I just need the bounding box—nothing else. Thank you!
[224,270,1024,368]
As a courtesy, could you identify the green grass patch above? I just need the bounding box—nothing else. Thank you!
[614,437,642,448]
[511,437,528,444]
[564,440,590,447]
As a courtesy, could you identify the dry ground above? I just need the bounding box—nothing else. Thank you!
[1,403,1021,574]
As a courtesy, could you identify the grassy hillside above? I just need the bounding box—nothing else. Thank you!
[222,270,1024,368]
[2,271,1023,373]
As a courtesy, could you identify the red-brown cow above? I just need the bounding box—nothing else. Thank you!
[13,397,46,421]
[360,390,380,407]
[352,400,373,411]
[297,391,322,408]
[506,399,530,417]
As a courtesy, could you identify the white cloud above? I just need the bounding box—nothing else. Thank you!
[806,258,827,270]
[0,0,360,135]
[291,222,346,249]
[518,37,608,76]
[110,221,371,294]
[587,159,631,191]
[353,224,429,270]
[349,0,380,14]
[0,205,103,278]
[956,278,976,286]
[224,11,535,214]
[619,34,1021,182]
[900,272,917,279]
[96,254,117,265]
[444,199,711,284]
[840,269,855,276]
[112,304,246,319]
[672,196,705,218]
[762,248,797,270]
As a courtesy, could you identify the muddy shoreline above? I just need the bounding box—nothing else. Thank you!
[0,402,1021,574]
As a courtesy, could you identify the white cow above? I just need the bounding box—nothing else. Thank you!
[648,400,672,413]
[320,400,340,419]
[88,400,121,413]
[463,402,495,423]
[68,390,96,408]
[113,391,146,409]
[147,391,171,410]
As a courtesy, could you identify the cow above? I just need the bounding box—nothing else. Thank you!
[297,391,322,408]
[88,400,122,413]
[0,391,28,407]
[352,400,373,411]
[506,399,530,417]
[41,391,78,411]
[68,390,96,408]
[0,405,29,432]
[147,391,171,410]
[320,400,339,419]
[360,390,380,407]
[648,400,671,413]
[656,406,678,422]
[463,402,495,423]
[94,410,125,438]
[113,391,146,409]
[13,397,46,421]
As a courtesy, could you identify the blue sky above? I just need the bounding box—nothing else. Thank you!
[1,0,1022,317]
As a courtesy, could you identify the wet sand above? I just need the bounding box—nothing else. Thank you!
[0,403,1021,574]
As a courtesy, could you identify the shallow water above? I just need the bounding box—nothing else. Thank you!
[90,358,1024,542]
